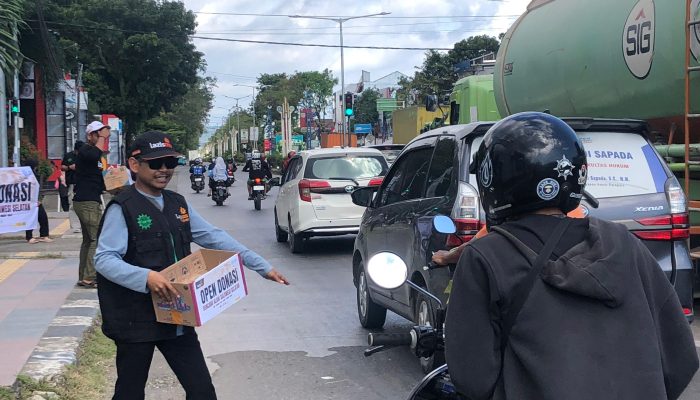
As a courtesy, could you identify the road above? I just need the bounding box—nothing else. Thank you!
[138,169,700,400]
[140,169,424,400]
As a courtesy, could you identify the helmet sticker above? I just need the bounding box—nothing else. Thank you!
[553,155,575,180]
[479,153,493,188]
[537,178,560,201]
[578,164,587,185]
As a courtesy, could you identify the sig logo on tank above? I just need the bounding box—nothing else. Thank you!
[623,0,655,79]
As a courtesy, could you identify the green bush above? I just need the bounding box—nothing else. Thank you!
[19,137,54,183]
[267,152,284,170]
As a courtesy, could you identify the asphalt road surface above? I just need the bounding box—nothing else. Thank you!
[135,168,700,400]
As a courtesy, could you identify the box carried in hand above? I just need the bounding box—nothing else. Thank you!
[152,249,248,327]
[103,166,133,193]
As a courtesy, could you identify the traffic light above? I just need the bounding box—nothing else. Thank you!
[10,98,19,114]
[344,92,354,117]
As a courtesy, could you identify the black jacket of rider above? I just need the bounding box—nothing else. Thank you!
[445,214,698,400]
[243,159,272,180]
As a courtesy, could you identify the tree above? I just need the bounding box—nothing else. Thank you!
[352,89,380,131]
[397,35,500,106]
[30,0,205,141]
[0,0,23,77]
[145,77,215,152]
[253,69,336,136]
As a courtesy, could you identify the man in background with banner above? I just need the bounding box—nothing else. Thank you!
[0,167,40,234]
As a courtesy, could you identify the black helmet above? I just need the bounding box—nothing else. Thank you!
[474,112,587,224]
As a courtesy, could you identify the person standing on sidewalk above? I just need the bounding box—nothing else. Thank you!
[60,140,84,212]
[95,131,289,400]
[21,157,52,244]
[74,121,109,288]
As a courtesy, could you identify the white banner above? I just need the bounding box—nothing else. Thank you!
[0,167,40,234]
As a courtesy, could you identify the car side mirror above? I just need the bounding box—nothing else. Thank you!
[269,177,281,187]
[351,186,376,207]
[425,95,438,112]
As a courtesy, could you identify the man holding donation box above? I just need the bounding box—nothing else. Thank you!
[95,130,289,400]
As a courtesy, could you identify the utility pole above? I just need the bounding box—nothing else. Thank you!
[73,63,83,151]
[0,65,7,167]
[12,22,20,167]
[289,12,390,147]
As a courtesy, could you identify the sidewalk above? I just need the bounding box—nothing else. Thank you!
[0,200,99,389]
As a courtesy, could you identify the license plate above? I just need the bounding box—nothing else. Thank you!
[253,185,265,191]
[194,178,202,181]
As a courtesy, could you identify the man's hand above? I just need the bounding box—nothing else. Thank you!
[265,269,290,285]
[147,271,180,302]
[432,250,452,266]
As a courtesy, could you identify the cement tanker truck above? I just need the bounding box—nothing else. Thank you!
[494,0,699,141]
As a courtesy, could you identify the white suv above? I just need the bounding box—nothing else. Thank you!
[274,148,388,253]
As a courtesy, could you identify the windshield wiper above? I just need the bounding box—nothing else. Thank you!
[328,177,360,186]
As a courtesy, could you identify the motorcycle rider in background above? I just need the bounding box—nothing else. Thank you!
[208,157,230,196]
[242,153,272,200]
[189,158,205,178]
[444,112,698,400]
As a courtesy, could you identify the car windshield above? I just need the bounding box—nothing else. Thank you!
[380,149,402,163]
[305,155,388,180]
[577,131,667,199]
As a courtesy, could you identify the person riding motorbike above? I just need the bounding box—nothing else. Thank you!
[226,158,237,186]
[242,153,272,200]
[444,112,698,400]
[189,159,205,178]
[208,157,229,197]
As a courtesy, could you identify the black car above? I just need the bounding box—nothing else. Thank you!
[352,119,694,372]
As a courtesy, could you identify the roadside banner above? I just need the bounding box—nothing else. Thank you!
[0,167,39,234]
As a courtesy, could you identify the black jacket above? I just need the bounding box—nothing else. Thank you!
[242,159,272,180]
[445,214,698,400]
[74,144,105,202]
[97,186,193,343]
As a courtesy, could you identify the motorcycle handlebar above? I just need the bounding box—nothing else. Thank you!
[368,332,414,347]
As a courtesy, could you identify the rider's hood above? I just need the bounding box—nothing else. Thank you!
[539,218,632,308]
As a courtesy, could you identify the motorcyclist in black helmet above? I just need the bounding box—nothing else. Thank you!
[444,112,697,400]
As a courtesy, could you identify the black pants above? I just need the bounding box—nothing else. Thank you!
[113,332,217,400]
[26,204,49,240]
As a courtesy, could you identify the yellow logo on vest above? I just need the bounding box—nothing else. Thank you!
[137,214,153,230]
[177,207,190,223]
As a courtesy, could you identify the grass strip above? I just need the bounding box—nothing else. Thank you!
[0,320,115,400]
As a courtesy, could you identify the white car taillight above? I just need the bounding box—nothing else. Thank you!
[452,181,480,220]
[665,176,687,214]
[447,182,481,247]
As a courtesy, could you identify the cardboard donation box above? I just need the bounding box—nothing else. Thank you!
[103,166,133,193]
[152,249,248,327]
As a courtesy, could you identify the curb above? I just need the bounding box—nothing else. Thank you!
[0,251,80,259]
[18,288,100,383]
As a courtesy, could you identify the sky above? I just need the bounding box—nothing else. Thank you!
[181,0,531,139]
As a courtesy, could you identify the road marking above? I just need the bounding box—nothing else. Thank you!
[49,219,70,237]
[0,258,29,283]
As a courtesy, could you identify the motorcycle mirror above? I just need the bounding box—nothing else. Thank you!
[432,215,456,235]
[366,252,408,290]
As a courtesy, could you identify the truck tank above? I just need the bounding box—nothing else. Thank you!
[494,0,700,140]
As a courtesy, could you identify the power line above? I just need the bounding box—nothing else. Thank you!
[192,11,520,18]
[195,28,510,36]
[195,18,517,33]
[191,35,452,50]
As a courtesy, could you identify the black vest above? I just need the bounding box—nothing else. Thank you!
[96,185,193,343]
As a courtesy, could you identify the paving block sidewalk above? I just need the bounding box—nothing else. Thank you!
[0,197,100,389]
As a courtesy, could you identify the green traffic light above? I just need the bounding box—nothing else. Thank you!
[11,105,18,113]
[345,108,353,116]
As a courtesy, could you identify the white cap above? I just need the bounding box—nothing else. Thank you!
[86,121,111,135]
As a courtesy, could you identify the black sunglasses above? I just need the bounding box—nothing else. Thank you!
[140,157,179,170]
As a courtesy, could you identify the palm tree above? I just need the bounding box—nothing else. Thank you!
[0,0,24,77]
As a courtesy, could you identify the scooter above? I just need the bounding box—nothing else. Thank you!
[211,180,229,206]
[190,174,205,193]
[363,216,461,400]
[250,178,267,211]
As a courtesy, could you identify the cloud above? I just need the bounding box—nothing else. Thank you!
[184,0,524,138]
